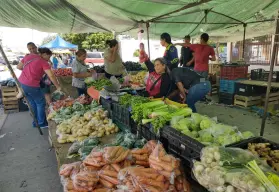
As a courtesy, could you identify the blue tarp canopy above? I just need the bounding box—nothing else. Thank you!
[40,35,78,49]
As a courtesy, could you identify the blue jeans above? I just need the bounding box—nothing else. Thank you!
[21,84,48,127]
[187,81,211,113]
[77,87,87,96]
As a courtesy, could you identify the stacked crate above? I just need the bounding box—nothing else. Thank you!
[1,86,19,113]
[218,64,249,105]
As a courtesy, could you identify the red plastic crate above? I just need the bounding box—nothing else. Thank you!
[220,65,248,80]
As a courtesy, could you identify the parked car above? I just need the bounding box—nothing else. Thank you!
[85,52,104,66]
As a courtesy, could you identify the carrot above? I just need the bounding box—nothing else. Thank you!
[99,178,114,188]
[101,170,118,178]
[135,160,149,167]
[158,170,172,178]
[93,188,111,192]
[131,148,149,154]
[114,150,129,163]
[156,175,165,182]
[91,151,103,157]
[144,185,161,192]
[99,174,119,185]
[137,177,164,189]
[102,165,110,170]
[150,164,164,171]
[111,163,121,172]
[133,154,148,161]
[161,155,173,162]
[149,159,173,172]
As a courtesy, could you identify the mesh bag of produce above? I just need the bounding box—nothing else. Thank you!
[102,146,131,164]
[72,170,99,191]
[148,143,181,184]
[59,162,82,178]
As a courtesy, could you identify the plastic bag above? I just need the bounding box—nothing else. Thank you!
[143,140,157,154]
[52,90,66,101]
[148,143,181,184]
[59,162,82,178]
[103,146,130,164]
[130,148,149,167]
[68,141,82,156]
[72,171,99,191]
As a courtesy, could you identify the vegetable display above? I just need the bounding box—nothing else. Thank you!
[170,114,255,146]
[248,142,279,172]
[60,140,191,192]
[53,68,73,76]
[56,108,119,143]
[129,71,147,85]
[86,79,112,90]
[123,61,143,71]
[192,146,279,192]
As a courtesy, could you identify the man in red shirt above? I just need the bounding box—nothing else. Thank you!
[175,33,216,79]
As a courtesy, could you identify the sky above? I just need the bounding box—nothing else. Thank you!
[0,27,56,53]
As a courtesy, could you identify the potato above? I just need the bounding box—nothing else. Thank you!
[105,131,110,135]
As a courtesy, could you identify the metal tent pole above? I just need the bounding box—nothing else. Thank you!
[260,11,279,136]
[146,22,151,58]
[242,24,247,59]
[0,45,43,135]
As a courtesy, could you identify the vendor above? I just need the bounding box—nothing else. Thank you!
[104,39,125,79]
[144,58,172,98]
[169,68,211,112]
[160,33,179,71]
[72,49,95,96]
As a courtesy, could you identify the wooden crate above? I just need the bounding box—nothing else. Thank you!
[262,92,279,106]
[1,86,19,113]
[234,95,262,108]
[209,64,221,75]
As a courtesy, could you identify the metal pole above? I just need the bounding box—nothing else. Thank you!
[242,24,247,59]
[0,45,43,135]
[146,22,151,58]
[260,11,279,136]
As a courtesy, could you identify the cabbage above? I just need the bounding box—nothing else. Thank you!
[189,113,203,131]
[200,117,216,130]
[182,130,197,138]
[200,132,213,143]
[210,124,236,137]
[85,77,95,84]
[241,131,254,139]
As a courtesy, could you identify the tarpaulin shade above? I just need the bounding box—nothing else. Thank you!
[0,0,278,41]
[40,35,78,49]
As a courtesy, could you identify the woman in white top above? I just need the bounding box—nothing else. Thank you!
[104,39,125,79]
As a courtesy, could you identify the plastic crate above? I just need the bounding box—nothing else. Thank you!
[251,69,279,82]
[235,83,266,96]
[99,97,113,112]
[218,92,234,105]
[230,136,279,149]
[112,103,131,128]
[138,124,160,141]
[219,79,239,94]
[220,65,248,80]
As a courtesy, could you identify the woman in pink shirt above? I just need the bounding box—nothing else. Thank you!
[18,47,61,128]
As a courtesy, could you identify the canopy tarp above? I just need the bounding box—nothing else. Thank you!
[0,0,278,41]
[40,35,78,49]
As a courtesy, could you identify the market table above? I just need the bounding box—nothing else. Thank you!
[237,79,279,88]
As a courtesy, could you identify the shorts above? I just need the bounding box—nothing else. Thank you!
[41,85,51,94]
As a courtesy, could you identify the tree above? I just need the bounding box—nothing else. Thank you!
[41,35,56,45]
[62,32,113,51]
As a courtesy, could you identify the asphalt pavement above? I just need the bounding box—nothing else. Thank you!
[0,111,62,192]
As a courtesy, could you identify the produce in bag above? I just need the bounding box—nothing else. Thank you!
[60,162,82,178]
[131,148,150,167]
[103,146,130,164]
[143,140,157,154]
[72,171,99,191]
[98,166,119,188]
[149,143,181,184]
[52,90,66,101]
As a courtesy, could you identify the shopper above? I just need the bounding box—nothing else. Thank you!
[180,35,194,68]
[104,39,125,79]
[52,54,59,69]
[143,57,172,98]
[160,33,179,71]
[175,33,216,79]
[72,49,95,96]
[18,47,61,128]
[139,43,148,63]
[169,67,211,112]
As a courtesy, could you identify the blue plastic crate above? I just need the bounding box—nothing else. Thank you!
[219,79,237,94]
